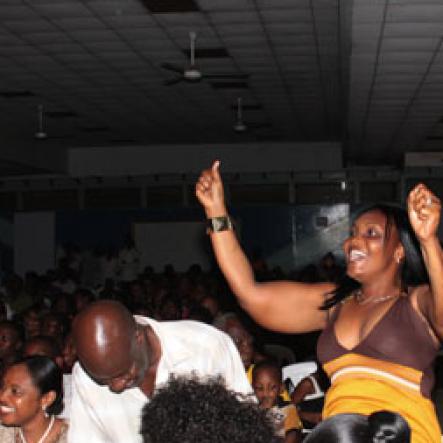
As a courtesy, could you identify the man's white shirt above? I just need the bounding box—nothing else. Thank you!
[67,317,254,443]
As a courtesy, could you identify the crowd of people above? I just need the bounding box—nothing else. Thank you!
[0,160,440,442]
[0,247,337,442]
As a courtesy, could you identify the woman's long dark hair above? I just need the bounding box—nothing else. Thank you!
[322,204,428,310]
[15,355,64,415]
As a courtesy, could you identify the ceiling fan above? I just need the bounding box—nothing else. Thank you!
[233,97,247,133]
[233,98,273,133]
[34,104,48,139]
[160,32,249,86]
[34,104,74,141]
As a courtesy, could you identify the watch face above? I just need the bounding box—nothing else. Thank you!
[213,217,226,231]
[208,216,232,233]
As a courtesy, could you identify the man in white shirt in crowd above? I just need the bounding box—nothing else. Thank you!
[68,300,253,443]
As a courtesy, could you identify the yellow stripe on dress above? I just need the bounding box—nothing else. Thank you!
[330,365,420,392]
[322,353,441,443]
[324,353,423,390]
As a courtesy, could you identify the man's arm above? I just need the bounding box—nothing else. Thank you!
[68,363,145,443]
[68,364,108,443]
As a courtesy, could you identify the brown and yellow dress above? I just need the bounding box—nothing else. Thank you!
[317,295,441,443]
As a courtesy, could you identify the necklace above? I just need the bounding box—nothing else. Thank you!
[354,289,401,306]
[18,415,55,443]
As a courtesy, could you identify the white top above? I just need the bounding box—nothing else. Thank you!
[59,374,72,420]
[67,317,253,443]
[117,247,140,282]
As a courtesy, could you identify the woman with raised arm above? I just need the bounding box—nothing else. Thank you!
[196,161,443,443]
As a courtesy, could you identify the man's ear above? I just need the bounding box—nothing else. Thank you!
[134,326,145,345]
[55,356,64,369]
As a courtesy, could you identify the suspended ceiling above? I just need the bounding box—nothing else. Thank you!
[0,0,442,176]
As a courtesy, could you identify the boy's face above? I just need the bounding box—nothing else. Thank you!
[225,321,254,370]
[252,368,281,409]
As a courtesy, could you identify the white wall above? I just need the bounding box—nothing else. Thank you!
[14,212,55,276]
[68,142,342,176]
[134,221,211,272]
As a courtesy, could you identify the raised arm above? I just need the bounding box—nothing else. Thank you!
[195,161,334,333]
[407,183,443,340]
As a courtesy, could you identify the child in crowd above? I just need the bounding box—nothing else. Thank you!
[0,320,23,376]
[290,371,324,430]
[252,360,302,443]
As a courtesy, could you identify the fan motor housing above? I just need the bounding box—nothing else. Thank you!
[184,68,202,81]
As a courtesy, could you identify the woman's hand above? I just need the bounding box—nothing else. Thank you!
[195,160,227,218]
[407,183,441,244]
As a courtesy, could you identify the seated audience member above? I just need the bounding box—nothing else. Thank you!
[20,306,42,339]
[97,278,119,300]
[187,304,213,324]
[61,333,77,373]
[2,274,33,314]
[127,280,148,307]
[156,292,182,321]
[0,320,23,375]
[252,360,302,443]
[41,312,67,348]
[140,375,275,443]
[304,411,410,443]
[214,312,255,376]
[0,356,68,442]
[52,293,76,322]
[52,266,78,295]
[117,238,140,283]
[200,294,223,322]
[23,335,63,367]
[73,288,94,313]
[68,300,252,443]
[290,371,324,429]
[317,252,344,284]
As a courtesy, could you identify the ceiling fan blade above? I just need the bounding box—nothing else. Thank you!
[248,122,272,129]
[160,62,184,74]
[203,73,249,79]
[164,77,184,86]
[47,135,75,140]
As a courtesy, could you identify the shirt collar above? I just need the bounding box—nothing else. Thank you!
[134,315,194,386]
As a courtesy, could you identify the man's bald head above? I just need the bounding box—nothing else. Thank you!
[73,300,140,383]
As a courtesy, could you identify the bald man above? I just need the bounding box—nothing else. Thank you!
[68,300,253,443]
